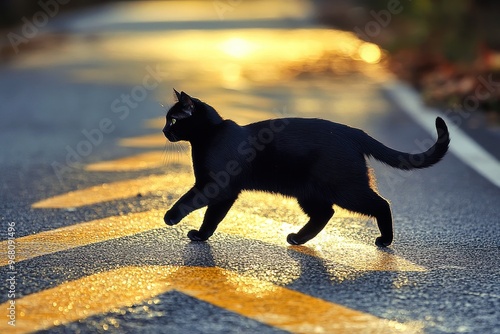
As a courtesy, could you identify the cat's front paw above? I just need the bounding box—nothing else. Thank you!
[164,210,182,226]
[187,230,208,242]
[375,236,392,247]
[287,233,302,245]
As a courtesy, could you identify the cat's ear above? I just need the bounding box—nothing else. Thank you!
[179,91,195,117]
[173,88,181,101]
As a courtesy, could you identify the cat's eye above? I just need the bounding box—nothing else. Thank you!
[171,118,177,125]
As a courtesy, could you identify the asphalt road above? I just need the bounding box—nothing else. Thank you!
[1,1,499,333]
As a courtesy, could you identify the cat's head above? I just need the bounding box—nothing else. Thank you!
[163,89,222,142]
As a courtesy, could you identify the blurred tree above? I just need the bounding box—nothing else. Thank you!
[367,0,479,65]
[316,0,500,117]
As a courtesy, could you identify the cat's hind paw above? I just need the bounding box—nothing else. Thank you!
[188,230,208,242]
[375,237,392,247]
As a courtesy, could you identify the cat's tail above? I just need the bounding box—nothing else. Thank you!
[359,117,450,170]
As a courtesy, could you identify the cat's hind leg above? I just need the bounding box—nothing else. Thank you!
[287,200,334,245]
[187,198,236,241]
[335,187,393,247]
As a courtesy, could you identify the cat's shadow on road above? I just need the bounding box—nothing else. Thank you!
[179,238,404,295]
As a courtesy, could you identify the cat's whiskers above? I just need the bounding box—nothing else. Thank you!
[158,101,177,167]
[162,140,170,166]
[159,102,170,112]
[162,137,189,167]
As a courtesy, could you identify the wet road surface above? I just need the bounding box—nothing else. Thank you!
[1,1,499,333]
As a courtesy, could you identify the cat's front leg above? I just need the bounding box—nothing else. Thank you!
[164,187,206,226]
[164,208,184,226]
[188,198,236,241]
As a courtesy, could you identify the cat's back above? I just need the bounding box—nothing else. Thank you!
[244,117,353,134]
[243,117,361,150]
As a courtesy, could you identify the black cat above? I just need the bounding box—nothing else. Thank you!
[163,89,450,247]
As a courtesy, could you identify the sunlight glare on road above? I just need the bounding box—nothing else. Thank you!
[14,29,387,88]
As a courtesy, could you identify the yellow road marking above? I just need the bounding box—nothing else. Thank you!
[144,117,165,129]
[85,151,191,172]
[32,174,193,209]
[0,266,422,334]
[0,210,164,266]
[85,151,168,172]
[119,134,166,148]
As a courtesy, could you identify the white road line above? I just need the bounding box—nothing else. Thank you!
[384,81,500,188]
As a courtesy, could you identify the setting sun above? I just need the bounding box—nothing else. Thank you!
[358,42,382,64]
[220,37,254,58]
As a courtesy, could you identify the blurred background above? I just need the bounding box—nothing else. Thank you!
[316,0,500,121]
[1,4,499,333]
[1,0,500,123]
